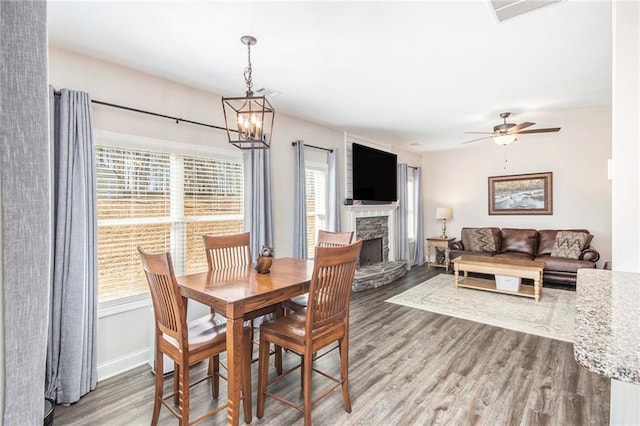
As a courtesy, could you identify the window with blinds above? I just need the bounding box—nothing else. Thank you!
[305,166,327,258]
[96,146,244,303]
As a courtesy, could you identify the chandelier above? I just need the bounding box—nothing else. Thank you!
[222,35,275,150]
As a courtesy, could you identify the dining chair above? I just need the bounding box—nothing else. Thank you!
[202,232,281,371]
[282,229,354,313]
[256,240,362,426]
[138,247,252,425]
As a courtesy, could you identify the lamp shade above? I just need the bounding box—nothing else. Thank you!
[435,207,453,220]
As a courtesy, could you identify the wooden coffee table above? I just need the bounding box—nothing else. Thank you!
[452,255,545,302]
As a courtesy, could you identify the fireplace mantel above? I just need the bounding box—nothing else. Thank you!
[344,204,398,261]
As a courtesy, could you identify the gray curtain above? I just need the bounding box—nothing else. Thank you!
[326,148,341,231]
[46,88,99,404]
[413,167,426,266]
[243,149,274,259]
[1,1,50,423]
[293,141,307,259]
[397,164,411,269]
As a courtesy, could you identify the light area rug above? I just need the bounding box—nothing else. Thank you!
[386,274,575,342]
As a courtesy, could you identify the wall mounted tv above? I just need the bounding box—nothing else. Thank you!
[352,143,397,203]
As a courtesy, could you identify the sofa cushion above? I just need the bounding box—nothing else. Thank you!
[538,229,592,256]
[550,231,591,259]
[535,255,596,273]
[464,228,497,252]
[500,228,537,256]
[493,252,535,261]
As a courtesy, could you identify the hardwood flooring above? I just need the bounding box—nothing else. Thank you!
[54,266,609,425]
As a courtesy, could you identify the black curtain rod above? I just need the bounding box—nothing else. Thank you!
[291,141,334,153]
[408,165,418,170]
[54,91,234,133]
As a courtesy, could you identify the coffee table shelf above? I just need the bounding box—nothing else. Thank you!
[456,276,536,298]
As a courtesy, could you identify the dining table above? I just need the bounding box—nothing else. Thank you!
[177,256,314,426]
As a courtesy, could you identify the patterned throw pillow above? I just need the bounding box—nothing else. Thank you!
[465,228,497,252]
[550,231,590,259]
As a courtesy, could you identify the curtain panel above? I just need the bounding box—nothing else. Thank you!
[243,149,274,259]
[326,149,341,231]
[413,167,426,266]
[293,141,308,259]
[396,164,411,269]
[46,88,98,404]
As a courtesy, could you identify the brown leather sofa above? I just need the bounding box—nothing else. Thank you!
[449,227,600,286]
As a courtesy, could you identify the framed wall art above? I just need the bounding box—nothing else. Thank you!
[488,172,553,215]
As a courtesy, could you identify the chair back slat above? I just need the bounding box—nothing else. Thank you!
[317,230,354,247]
[203,232,252,270]
[307,241,362,330]
[138,247,186,346]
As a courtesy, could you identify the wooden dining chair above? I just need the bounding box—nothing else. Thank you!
[256,240,362,426]
[138,247,252,426]
[202,232,280,371]
[282,229,354,313]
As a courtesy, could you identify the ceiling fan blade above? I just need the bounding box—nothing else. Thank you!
[516,127,561,134]
[464,131,493,134]
[511,121,535,132]
[462,135,492,144]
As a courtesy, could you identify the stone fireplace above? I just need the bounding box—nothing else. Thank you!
[345,204,407,291]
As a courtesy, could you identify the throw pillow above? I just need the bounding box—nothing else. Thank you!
[465,228,497,252]
[550,231,590,259]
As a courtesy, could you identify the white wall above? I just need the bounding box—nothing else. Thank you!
[422,106,612,267]
[610,2,640,424]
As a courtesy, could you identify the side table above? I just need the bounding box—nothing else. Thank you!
[426,236,455,271]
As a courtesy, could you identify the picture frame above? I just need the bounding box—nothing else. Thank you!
[488,172,553,215]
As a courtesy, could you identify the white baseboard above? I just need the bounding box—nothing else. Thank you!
[97,348,150,381]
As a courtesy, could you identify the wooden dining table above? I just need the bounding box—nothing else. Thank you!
[177,257,314,426]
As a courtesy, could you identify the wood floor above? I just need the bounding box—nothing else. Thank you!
[54,266,610,425]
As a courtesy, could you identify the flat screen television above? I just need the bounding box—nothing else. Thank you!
[352,143,397,203]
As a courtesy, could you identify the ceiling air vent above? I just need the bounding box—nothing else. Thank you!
[490,0,564,22]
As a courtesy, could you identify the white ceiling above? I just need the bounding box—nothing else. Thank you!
[47,1,612,152]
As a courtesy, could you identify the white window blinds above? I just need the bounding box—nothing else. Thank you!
[96,145,243,302]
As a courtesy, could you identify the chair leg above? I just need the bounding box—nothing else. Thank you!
[303,349,313,426]
[339,339,352,413]
[209,355,220,399]
[178,361,190,426]
[300,355,305,388]
[152,348,163,425]
[173,361,180,406]
[275,343,283,375]
[256,330,271,419]
[242,329,253,424]
[249,319,255,359]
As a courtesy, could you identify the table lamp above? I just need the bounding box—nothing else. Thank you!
[435,207,453,238]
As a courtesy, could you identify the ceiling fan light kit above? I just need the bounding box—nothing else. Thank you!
[494,134,517,145]
[222,35,275,150]
[463,111,560,145]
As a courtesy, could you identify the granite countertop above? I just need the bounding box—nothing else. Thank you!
[574,269,640,384]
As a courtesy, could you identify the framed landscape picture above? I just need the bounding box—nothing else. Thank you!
[488,172,553,215]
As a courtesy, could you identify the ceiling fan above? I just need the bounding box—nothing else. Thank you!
[463,112,561,145]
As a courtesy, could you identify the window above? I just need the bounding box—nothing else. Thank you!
[305,165,327,258]
[96,145,243,303]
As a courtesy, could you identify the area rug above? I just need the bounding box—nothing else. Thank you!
[386,274,575,342]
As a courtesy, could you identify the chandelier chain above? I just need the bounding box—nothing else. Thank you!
[244,42,253,96]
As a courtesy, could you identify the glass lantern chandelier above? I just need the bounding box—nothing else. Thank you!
[222,35,275,150]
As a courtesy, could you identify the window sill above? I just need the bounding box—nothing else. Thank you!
[98,294,152,318]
